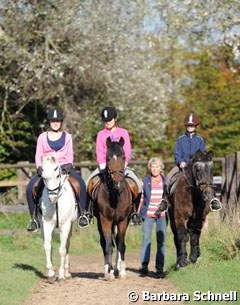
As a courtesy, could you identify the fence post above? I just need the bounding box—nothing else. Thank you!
[222,155,237,221]
[79,162,92,181]
[16,161,30,204]
[236,152,240,223]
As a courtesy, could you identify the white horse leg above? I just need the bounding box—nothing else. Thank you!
[119,260,126,278]
[64,224,73,279]
[58,221,72,280]
[42,221,55,279]
[114,251,126,278]
[104,264,115,281]
[114,251,121,276]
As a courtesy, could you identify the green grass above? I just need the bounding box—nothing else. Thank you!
[0,213,240,305]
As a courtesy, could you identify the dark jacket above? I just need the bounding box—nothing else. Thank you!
[139,175,167,217]
[175,132,206,166]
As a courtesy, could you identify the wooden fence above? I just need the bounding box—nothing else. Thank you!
[221,151,240,223]
[1,155,239,219]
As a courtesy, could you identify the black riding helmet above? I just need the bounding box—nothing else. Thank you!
[101,106,117,122]
[47,107,64,121]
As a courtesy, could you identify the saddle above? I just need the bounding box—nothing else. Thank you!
[125,177,139,202]
[168,171,181,195]
[87,175,101,200]
[87,174,139,203]
[32,176,80,203]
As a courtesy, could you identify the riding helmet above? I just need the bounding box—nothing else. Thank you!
[101,106,117,122]
[184,113,200,126]
[47,107,64,121]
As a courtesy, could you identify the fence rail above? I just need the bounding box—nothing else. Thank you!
[1,155,238,218]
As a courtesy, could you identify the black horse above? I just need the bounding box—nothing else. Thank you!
[168,150,220,268]
[88,137,137,280]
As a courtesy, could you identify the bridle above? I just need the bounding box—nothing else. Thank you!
[42,165,65,200]
[182,166,215,193]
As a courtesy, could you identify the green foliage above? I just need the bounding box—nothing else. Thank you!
[201,222,240,261]
[165,45,240,157]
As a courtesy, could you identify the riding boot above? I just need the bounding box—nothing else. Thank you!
[27,215,40,233]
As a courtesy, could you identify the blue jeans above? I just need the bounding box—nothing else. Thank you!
[141,216,167,272]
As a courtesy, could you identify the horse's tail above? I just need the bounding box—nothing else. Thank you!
[111,224,117,248]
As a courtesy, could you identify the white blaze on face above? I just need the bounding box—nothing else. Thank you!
[113,155,117,160]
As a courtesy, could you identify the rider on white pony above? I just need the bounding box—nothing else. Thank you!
[26,107,90,232]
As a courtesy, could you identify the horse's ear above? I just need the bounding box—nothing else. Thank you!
[119,137,125,147]
[207,150,213,161]
[195,150,203,161]
[106,136,112,148]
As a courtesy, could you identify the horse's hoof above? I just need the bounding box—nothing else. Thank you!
[65,273,72,280]
[58,277,66,282]
[180,261,188,267]
[104,270,115,281]
[114,269,119,277]
[119,272,127,279]
[189,255,198,263]
[47,275,56,283]
[177,258,188,268]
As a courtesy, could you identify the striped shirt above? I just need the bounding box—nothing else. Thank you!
[140,177,165,218]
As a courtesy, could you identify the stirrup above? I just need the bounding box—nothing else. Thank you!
[210,198,222,211]
[85,212,94,224]
[27,218,40,233]
[78,215,90,228]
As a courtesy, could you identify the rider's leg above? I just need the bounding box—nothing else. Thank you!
[156,166,180,213]
[26,175,40,232]
[69,170,90,228]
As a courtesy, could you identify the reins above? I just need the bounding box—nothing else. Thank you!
[182,167,215,193]
[43,165,67,228]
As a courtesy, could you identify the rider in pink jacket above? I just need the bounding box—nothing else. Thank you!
[35,131,73,168]
[88,105,142,193]
[26,107,89,232]
[96,126,132,170]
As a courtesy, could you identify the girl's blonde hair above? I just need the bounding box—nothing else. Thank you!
[147,157,164,172]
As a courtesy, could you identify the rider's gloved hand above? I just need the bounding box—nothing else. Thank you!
[61,163,72,175]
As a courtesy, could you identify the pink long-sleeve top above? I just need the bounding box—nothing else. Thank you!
[35,131,73,168]
[96,127,132,165]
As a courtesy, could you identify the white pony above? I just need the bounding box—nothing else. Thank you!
[40,155,77,282]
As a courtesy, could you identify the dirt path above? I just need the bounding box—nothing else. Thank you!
[22,253,185,305]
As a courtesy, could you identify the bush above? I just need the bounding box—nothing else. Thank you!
[202,222,240,261]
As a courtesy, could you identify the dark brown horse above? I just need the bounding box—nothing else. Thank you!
[168,150,219,268]
[89,137,137,280]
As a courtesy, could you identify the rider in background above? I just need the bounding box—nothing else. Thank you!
[157,112,221,212]
[26,107,89,232]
